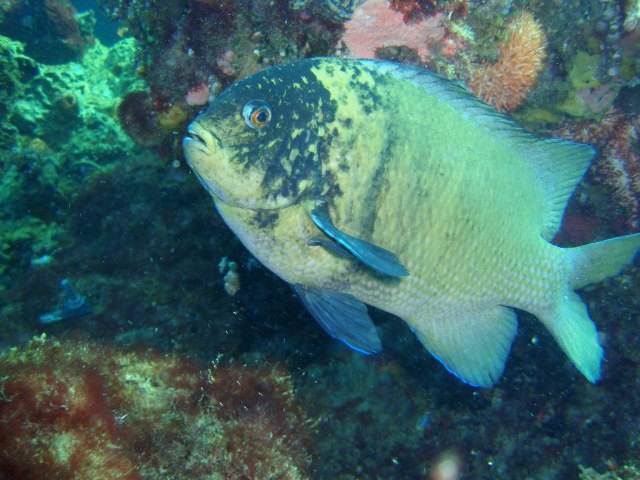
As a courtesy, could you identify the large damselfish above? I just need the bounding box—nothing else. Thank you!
[183,58,640,387]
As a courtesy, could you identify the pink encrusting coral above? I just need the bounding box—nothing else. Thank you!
[185,81,211,106]
[342,0,448,61]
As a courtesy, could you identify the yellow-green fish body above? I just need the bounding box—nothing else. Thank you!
[183,58,640,386]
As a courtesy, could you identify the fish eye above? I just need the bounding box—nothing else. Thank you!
[242,100,272,129]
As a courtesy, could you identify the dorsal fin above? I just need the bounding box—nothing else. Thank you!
[525,138,594,239]
[366,59,595,240]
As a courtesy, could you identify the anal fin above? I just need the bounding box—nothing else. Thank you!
[293,284,382,354]
[413,306,518,387]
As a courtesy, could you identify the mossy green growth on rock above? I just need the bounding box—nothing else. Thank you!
[9,37,143,157]
[619,55,639,83]
[0,36,38,110]
[579,462,640,480]
[0,35,38,148]
[0,37,148,295]
[0,216,64,292]
[552,51,619,120]
[624,0,640,31]
[555,84,619,120]
[513,106,563,129]
[568,51,602,90]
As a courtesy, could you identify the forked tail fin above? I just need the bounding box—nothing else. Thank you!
[540,233,640,383]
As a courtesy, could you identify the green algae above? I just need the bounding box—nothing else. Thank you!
[569,51,602,90]
[9,37,142,155]
[0,35,38,149]
[0,36,145,296]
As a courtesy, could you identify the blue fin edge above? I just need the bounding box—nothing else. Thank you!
[293,284,381,354]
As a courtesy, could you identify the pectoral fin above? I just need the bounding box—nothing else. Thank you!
[307,238,351,258]
[293,284,381,354]
[308,202,409,278]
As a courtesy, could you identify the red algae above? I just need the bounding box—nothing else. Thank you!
[0,335,312,480]
[0,340,141,480]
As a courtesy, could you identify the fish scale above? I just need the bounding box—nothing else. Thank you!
[183,57,640,387]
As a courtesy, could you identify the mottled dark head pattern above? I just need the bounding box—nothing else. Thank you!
[183,60,336,210]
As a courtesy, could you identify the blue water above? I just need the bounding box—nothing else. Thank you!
[72,0,120,45]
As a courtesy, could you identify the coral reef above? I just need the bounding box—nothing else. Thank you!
[467,11,547,112]
[8,36,142,154]
[291,0,361,21]
[556,109,640,231]
[97,0,344,112]
[299,353,429,479]
[552,51,620,120]
[0,36,145,303]
[580,463,640,480]
[389,0,467,23]
[117,91,166,148]
[93,0,348,153]
[338,0,638,123]
[117,90,191,149]
[0,28,265,354]
[625,0,640,32]
[510,0,640,125]
[0,36,38,148]
[0,0,94,64]
[0,334,312,479]
[341,0,449,61]
[1,2,640,480]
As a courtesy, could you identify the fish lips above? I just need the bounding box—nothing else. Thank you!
[183,122,234,205]
[183,121,215,156]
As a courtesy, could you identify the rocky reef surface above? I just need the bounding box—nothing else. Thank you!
[0,1,639,479]
[0,334,312,479]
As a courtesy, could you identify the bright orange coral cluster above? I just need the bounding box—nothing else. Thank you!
[468,11,547,112]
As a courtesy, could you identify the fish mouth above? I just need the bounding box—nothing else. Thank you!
[183,121,215,155]
[182,120,234,205]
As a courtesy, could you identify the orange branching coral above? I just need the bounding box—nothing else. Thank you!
[468,11,547,112]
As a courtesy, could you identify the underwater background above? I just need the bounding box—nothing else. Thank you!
[0,0,639,479]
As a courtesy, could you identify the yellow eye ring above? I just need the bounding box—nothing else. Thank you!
[250,108,270,127]
[242,100,272,129]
